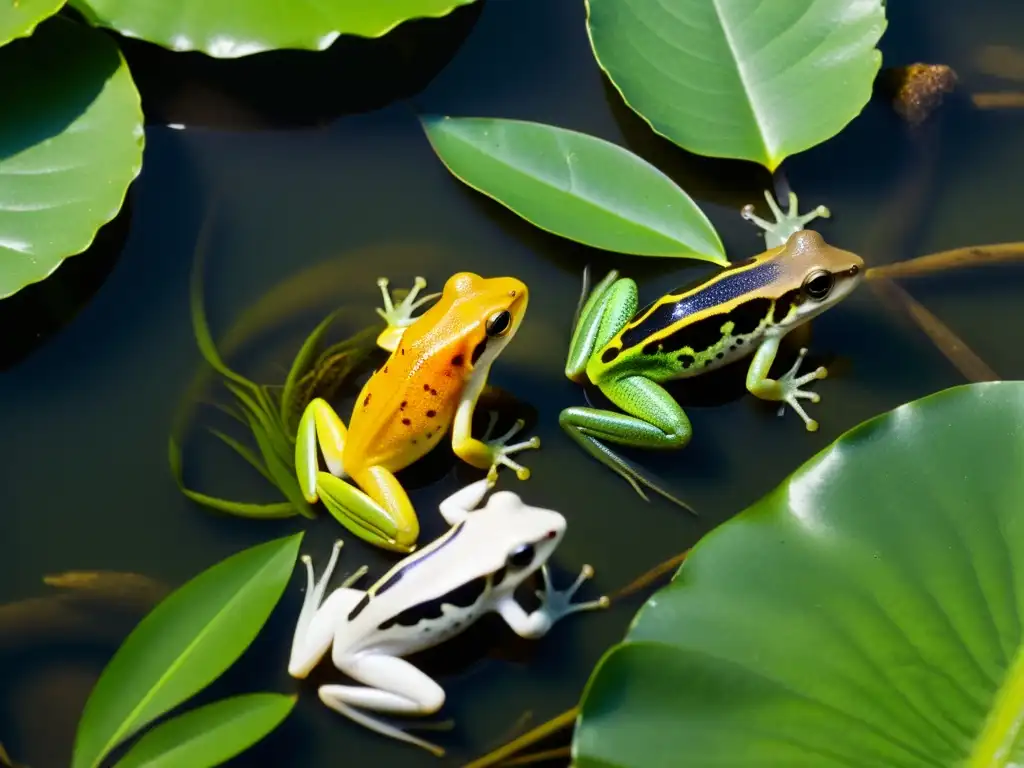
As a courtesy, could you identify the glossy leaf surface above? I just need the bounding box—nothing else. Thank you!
[0,0,65,46]
[68,0,478,57]
[112,694,296,768]
[586,0,887,170]
[421,115,727,264]
[0,15,144,299]
[575,381,1024,767]
[73,534,303,768]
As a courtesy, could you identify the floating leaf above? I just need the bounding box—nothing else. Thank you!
[586,0,887,170]
[72,533,303,768]
[574,381,1024,767]
[68,0,479,57]
[0,0,65,46]
[421,116,727,264]
[0,15,144,299]
[112,693,296,768]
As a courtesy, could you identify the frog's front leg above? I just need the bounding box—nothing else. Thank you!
[452,396,540,486]
[374,276,441,352]
[496,564,608,639]
[559,376,695,512]
[295,398,420,552]
[318,653,447,757]
[438,477,491,526]
[742,190,831,249]
[745,334,827,431]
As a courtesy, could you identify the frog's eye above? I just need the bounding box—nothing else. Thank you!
[507,543,535,568]
[486,310,513,337]
[802,269,834,300]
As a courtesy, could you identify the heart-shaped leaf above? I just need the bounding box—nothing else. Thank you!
[574,381,1024,767]
[68,0,479,57]
[0,15,144,300]
[112,693,296,768]
[586,0,887,170]
[72,533,303,768]
[0,0,65,47]
[421,115,727,264]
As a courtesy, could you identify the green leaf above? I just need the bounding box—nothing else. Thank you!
[0,15,144,299]
[281,310,341,434]
[574,381,1024,767]
[188,211,261,395]
[67,0,479,57]
[112,693,296,768]
[0,0,65,47]
[72,533,303,768]
[168,435,298,519]
[207,428,275,486]
[586,0,887,170]
[421,115,727,264]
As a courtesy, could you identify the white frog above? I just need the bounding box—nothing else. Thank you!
[287,478,609,756]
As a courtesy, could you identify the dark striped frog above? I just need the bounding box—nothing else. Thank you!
[560,193,865,507]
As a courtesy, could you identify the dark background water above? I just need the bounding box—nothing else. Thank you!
[1,0,1022,765]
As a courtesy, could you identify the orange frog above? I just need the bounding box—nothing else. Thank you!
[295,273,537,553]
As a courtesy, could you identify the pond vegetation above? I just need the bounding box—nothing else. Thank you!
[2,0,1024,766]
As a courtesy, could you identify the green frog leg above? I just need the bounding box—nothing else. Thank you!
[560,270,695,513]
[745,335,828,431]
[295,398,419,553]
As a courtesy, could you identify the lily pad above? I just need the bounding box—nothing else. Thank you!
[574,381,1024,766]
[0,0,66,47]
[421,115,727,264]
[586,0,887,170]
[68,0,479,57]
[0,15,143,300]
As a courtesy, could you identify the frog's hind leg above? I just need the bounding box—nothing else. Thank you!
[295,398,419,552]
[564,270,638,384]
[319,654,447,757]
[559,376,697,514]
[317,466,420,553]
[742,190,831,249]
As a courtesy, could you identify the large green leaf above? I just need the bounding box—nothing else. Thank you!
[0,15,144,300]
[586,0,887,170]
[421,116,727,264]
[0,0,65,47]
[574,381,1024,767]
[112,693,296,768]
[72,533,303,768]
[68,0,479,57]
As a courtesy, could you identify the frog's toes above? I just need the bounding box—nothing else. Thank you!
[483,415,540,481]
[742,190,831,248]
[776,347,827,431]
[375,276,441,328]
[536,564,609,622]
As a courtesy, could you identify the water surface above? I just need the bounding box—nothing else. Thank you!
[1,0,1022,765]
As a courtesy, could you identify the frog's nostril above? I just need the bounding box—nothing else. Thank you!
[546,530,557,539]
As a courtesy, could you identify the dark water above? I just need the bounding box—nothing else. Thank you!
[1,0,1022,765]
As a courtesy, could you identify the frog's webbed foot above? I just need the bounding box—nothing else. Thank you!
[742,190,831,249]
[375,276,441,329]
[481,411,540,484]
[775,347,828,432]
[535,564,609,625]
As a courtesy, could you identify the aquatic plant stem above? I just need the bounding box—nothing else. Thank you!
[866,242,1024,280]
[461,708,578,768]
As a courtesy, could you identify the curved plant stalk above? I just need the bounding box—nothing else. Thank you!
[169,204,383,522]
